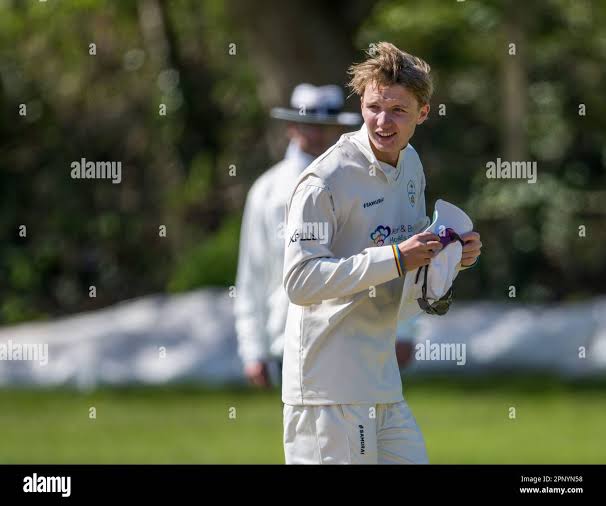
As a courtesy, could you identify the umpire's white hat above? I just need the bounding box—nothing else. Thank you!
[270,83,361,126]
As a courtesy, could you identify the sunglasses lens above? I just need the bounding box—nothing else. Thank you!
[417,289,453,316]
[433,302,449,315]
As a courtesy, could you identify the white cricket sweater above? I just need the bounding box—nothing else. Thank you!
[282,124,431,405]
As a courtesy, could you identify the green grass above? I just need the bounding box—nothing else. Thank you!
[0,375,605,464]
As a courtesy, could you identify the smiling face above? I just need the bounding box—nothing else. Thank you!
[361,82,430,166]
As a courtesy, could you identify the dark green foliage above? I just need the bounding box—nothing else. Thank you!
[1,0,604,323]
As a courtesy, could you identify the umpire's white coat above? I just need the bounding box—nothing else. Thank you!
[234,142,314,366]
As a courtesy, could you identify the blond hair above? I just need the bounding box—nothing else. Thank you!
[348,42,433,106]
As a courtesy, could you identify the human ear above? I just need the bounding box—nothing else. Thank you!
[417,103,430,125]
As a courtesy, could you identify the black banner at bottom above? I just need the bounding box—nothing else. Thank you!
[1,464,603,501]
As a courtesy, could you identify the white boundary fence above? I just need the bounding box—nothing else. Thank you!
[0,289,605,388]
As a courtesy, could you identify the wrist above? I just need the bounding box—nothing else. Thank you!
[391,244,405,276]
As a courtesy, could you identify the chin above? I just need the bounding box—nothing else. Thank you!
[375,139,400,155]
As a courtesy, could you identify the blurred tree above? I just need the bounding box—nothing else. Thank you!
[359,0,606,301]
[0,0,604,325]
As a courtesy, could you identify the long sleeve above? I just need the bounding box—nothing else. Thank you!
[234,184,271,365]
[283,181,401,306]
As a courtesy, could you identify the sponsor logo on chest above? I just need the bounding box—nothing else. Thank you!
[362,197,384,209]
[370,224,414,246]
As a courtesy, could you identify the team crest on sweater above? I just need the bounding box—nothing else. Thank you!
[407,180,416,207]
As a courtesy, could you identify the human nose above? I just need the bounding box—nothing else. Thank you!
[376,111,391,127]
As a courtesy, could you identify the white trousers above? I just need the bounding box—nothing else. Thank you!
[283,401,429,464]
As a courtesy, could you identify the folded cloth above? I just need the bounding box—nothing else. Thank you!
[397,200,473,321]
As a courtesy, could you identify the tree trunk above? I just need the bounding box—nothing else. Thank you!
[225,0,375,154]
[501,6,528,161]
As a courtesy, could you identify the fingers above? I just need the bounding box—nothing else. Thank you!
[462,240,482,253]
[425,240,442,248]
[405,230,482,272]
[259,367,271,387]
[424,240,443,251]
[245,362,271,388]
[460,231,480,242]
[417,232,440,243]
[407,256,430,271]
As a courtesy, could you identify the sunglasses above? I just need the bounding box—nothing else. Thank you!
[414,228,463,316]
[415,264,453,315]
